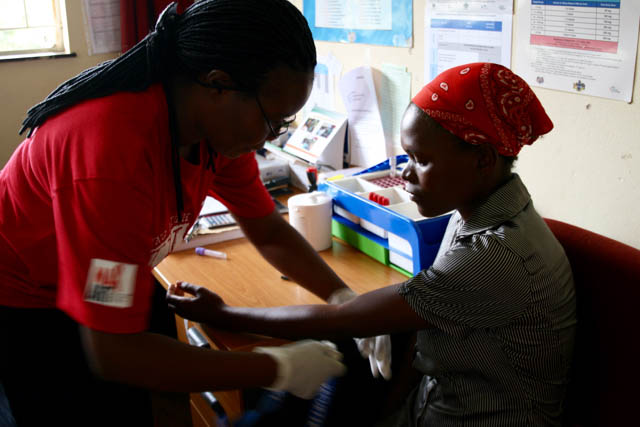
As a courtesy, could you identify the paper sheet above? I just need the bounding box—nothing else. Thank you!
[339,66,387,167]
[199,196,228,216]
[83,0,121,55]
[301,53,343,118]
[315,0,392,30]
[514,0,639,102]
[424,0,513,83]
[378,64,411,149]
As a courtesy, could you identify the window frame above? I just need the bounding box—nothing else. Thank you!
[0,0,69,58]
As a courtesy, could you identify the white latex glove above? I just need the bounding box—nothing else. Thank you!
[253,340,346,399]
[327,288,393,380]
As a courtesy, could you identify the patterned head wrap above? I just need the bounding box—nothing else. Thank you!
[412,63,553,156]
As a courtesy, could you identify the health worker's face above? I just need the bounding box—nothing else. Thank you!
[204,67,314,159]
[400,104,482,219]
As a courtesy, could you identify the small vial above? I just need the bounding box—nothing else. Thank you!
[195,247,228,260]
[389,156,397,178]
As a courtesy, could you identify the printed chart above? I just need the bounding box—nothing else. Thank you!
[530,1,620,53]
[423,0,513,85]
[515,0,639,102]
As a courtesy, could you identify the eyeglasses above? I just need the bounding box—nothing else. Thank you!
[194,77,295,138]
[255,96,296,138]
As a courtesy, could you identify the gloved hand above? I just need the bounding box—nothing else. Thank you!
[327,288,392,380]
[253,340,346,399]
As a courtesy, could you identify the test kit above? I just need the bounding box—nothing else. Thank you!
[319,156,451,276]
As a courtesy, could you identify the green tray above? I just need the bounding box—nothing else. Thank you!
[332,219,389,266]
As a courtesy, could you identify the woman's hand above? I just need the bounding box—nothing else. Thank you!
[166,281,227,325]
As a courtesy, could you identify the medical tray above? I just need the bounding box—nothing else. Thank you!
[319,156,451,276]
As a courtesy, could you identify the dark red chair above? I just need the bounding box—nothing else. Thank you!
[545,219,640,427]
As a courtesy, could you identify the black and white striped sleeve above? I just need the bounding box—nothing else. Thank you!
[399,232,531,337]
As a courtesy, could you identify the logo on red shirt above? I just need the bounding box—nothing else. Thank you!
[84,259,137,308]
[94,264,123,289]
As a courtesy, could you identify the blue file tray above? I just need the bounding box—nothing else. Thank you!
[319,156,451,276]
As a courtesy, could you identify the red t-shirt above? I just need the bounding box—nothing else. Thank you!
[0,84,274,333]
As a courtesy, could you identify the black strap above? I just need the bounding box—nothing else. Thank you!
[162,82,183,221]
[205,143,217,172]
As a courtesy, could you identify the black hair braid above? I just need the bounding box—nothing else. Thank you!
[19,0,317,220]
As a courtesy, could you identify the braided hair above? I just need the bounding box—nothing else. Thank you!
[19,0,316,219]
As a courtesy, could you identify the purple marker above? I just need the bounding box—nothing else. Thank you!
[195,247,228,260]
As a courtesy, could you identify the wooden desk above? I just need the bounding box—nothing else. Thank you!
[152,204,407,424]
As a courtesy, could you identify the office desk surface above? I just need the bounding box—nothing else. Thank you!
[154,233,407,348]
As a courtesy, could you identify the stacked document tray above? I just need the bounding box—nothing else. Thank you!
[319,156,451,276]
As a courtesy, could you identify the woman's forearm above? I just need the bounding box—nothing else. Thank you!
[220,304,349,340]
[212,284,428,340]
[80,327,277,392]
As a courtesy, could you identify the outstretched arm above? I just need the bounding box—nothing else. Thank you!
[167,282,429,341]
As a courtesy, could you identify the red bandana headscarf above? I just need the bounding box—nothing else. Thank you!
[412,63,553,157]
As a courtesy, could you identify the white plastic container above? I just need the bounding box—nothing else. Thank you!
[334,204,360,224]
[388,232,413,257]
[355,188,412,239]
[389,250,413,273]
[288,191,333,251]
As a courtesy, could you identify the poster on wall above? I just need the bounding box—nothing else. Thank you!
[300,53,343,119]
[424,0,513,83]
[514,0,640,102]
[82,0,121,55]
[303,0,413,47]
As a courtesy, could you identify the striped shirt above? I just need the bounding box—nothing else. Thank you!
[397,174,576,426]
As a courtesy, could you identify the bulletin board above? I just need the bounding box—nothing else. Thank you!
[303,0,413,47]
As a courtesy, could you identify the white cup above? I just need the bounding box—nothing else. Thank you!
[288,191,333,251]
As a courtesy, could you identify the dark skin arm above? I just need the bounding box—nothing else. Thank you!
[82,207,348,391]
[80,327,277,392]
[167,282,430,342]
[235,209,349,300]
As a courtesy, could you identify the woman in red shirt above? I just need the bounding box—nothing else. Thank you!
[0,1,351,425]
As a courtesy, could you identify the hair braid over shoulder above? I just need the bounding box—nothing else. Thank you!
[19,0,316,136]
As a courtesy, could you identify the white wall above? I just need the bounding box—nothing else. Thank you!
[289,0,640,249]
[1,1,638,249]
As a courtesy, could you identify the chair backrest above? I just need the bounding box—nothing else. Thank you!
[544,219,640,427]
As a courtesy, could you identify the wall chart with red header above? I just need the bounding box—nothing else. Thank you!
[515,0,639,102]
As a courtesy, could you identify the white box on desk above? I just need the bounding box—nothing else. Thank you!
[256,154,289,182]
[172,196,244,252]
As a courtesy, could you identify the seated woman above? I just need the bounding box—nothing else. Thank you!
[167,63,577,426]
